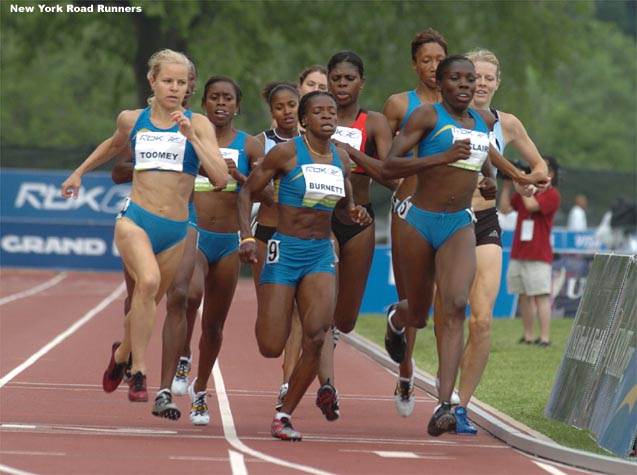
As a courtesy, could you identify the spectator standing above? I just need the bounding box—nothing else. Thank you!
[499,157,561,346]
[567,194,588,231]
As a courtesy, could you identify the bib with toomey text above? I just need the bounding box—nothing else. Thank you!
[134,131,187,172]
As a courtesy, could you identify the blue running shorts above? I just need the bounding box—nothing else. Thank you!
[399,198,475,250]
[197,228,239,263]
[117,198,188,255]
[260,232,336,286]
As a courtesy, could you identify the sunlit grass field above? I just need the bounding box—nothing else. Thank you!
[354,315,615,457]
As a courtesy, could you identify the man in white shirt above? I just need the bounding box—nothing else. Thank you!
[567,194,588,231]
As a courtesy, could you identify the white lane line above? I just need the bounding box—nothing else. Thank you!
[374,451,420,458]
[0,282,126,388]
[0,451,65,457]
[0,423,216,440]
[229,450,248,475]
[533,460,569,475]
[0,273,67,306]
[170,456,229,462]
[212,362,337,475]
[57,426,177,435]
[0,464,40,475]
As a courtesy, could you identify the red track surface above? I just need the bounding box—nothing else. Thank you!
[0,269,594,475]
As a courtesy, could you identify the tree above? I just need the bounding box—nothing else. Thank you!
[1,0,635,173]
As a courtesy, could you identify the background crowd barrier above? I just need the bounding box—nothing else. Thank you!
[1,169,129,271]
[0,168,609,318]
[360,229,605,318]
[545,253,637,457]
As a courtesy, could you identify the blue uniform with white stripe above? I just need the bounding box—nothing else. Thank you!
[130,107,200,176]
[399,103,490,249]
[391,90,423,213]
[117,107,202,254]
[194,131,252,263]
[261,136,344,286]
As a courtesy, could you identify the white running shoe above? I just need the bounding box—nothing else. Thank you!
[275,383,288,411]
[171,355,191,396]
[394,376,415,417]
[188,378,210,426]
[435,377,460,405]
[331,327,341,346]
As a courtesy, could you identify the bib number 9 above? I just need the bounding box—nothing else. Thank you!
[266,239,280,264]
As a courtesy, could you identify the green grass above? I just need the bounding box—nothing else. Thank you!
[354,315,615,457]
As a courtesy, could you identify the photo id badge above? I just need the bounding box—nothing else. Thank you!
[521,219,534,241]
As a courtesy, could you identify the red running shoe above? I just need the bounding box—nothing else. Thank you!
[102,342,127,393]
[316,383,340,421]
[271,416,302,441]
[129,371,148,402]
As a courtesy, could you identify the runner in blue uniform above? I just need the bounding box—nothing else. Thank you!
[61,49,228,406]
[183,76,264,426]
[382,28,450,416]
[381,56,548,436]
[237,91,371,441]
[110,58,200,421]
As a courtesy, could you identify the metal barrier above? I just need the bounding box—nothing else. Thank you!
[545,253,637,457]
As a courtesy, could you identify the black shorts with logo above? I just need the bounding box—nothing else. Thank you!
[474,207,502,247]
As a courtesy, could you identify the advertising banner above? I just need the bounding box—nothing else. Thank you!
[1,169,129,271]
[361,229,604,318]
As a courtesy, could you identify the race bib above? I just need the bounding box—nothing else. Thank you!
[194,174,213,192]
[220,147,240,192]
[301,164,345,208]
[521,219,534,241]
[395,197,413,220]
[116,196,131,219]
[266,239,280,264]
[332,126,363,151]
[448,128,490,171]
[134,131,186,172]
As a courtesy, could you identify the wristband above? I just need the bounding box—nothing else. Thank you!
[240,237,256,246]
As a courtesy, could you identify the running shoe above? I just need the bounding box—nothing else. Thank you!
[331,326,341,347]
[435,377,460,406]
[171,355,191,396]
[275,383,288,411]
[427,402,457,437]
[152,389,181,421]
[123,353,133,383]
[271,416,302,441]
[102,341,127,393]
[128,371,148,402]
[188,378,210,426]
[316,383,340,421]
[384,303,406,363]
[394,376,415,417]
[452,406,477,435]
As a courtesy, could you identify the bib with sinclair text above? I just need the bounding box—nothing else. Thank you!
[448,128,490,171]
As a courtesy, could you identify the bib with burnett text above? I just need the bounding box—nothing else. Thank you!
[301,164,345,208]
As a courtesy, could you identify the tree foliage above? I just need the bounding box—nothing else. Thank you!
[1,0,635,172]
